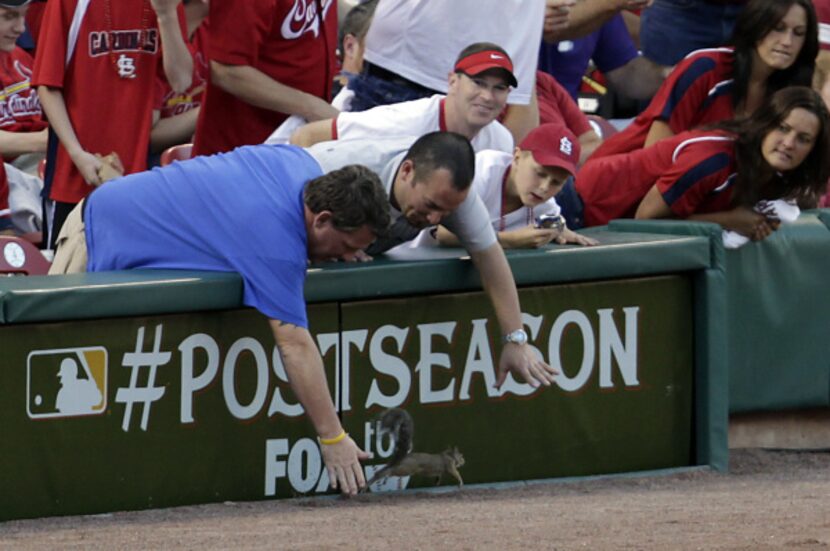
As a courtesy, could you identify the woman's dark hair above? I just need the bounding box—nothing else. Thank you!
[716,86,830,206]
[730,0,818,111]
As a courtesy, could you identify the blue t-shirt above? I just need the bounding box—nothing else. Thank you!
[538,13,639,99]
[85,144,321,327]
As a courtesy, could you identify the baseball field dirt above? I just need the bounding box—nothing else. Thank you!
[1,448,829,550]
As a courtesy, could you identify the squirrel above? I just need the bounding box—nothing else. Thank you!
[366,408,465,490]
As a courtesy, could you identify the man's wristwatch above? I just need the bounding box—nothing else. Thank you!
[502,329,528,346]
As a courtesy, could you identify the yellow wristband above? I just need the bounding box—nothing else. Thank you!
[318,430,347,445]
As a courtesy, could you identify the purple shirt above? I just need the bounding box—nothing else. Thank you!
[538,13,639,99]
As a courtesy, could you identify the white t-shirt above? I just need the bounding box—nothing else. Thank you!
[305,137,497,254]
[335,95,514,154]
[363,0,544,104]
[408,150,561,248]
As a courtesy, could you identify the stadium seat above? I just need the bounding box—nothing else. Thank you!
[0,235,52,275]
[160,143,193,167]
[586,114,619,140]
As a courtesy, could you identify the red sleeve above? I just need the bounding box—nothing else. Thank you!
[656,143,734,217]
[31,0,77,88]
[656,54,727,133]
[536,71,592,136]
[208,0,273,65]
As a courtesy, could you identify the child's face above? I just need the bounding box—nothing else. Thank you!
[512,151,571,207]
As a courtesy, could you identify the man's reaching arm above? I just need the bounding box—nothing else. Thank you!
[269,319,369,495]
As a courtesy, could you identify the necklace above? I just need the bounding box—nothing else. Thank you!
[103,0,152,79]
[499,166,532,232]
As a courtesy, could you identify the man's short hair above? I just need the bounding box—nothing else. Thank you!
[403,132,475,192]
[338,0,379,56]
[303,164,390,235]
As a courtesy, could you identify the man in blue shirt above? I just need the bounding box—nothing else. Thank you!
[50,144,390,495]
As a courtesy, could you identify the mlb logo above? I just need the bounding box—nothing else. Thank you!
[26,348,108,419]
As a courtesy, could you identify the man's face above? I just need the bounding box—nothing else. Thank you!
[0,6,26,53]
[395,161,468,228]
[446,70,511,132]
[307,214,376,263]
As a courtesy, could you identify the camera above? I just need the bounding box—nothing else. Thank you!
[535,214,565,231]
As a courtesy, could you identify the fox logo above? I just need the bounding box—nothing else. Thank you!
[27,348,108,419]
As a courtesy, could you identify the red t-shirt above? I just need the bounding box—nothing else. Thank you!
[32,0,188,204]
[576,129,737,226]
[155,23,209,119]
[535,70,592,137]
[589,48,735,160]
[192,0,337,156]
[0,47,46,133]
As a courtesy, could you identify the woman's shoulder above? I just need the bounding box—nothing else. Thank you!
[669,129,737,160]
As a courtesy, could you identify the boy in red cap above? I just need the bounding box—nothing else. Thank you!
[433,123,598,249]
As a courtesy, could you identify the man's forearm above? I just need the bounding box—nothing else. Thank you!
[607,56,670,101]
[469,243,523,333]
[211,62,339,122]
[269,320,343,439]
[155,7,193,93]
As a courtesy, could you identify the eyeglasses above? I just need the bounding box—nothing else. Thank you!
[459,72,512,95]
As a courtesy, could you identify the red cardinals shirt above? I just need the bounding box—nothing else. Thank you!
[32,0,187,204]
[589,48,735,160]
[192,0,337,156]
[577,129,737,226]
[0,47,46,134]
[155,23,209,119]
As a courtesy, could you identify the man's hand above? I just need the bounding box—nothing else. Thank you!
[149,0,181,17]
[496,342,559,390]
[319,434,371,496]
[70,150,103,187]
[544,0,576,34]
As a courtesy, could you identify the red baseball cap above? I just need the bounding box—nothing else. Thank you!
[454,49,518,87]
[519,123,581,177]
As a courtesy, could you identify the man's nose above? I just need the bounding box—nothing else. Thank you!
[427,211,442,225]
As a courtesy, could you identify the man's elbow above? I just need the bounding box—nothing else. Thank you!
[169,73,193,94]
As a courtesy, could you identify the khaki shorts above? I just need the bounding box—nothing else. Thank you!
[49,200,88,275]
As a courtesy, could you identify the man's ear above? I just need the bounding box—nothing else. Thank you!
[398,159,416,186]
[313,210,333,228]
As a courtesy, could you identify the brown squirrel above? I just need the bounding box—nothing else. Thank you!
[366,408,465,489]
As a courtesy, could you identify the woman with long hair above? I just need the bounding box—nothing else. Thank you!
[588,0,818,160]
[575,87,830,240]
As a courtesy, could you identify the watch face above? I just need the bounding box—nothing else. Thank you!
[507,329,527,345]
[3,242,25,269]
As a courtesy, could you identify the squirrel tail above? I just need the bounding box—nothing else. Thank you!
[379,407,413,467]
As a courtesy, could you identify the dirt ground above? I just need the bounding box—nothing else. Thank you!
[2,448,829,550]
